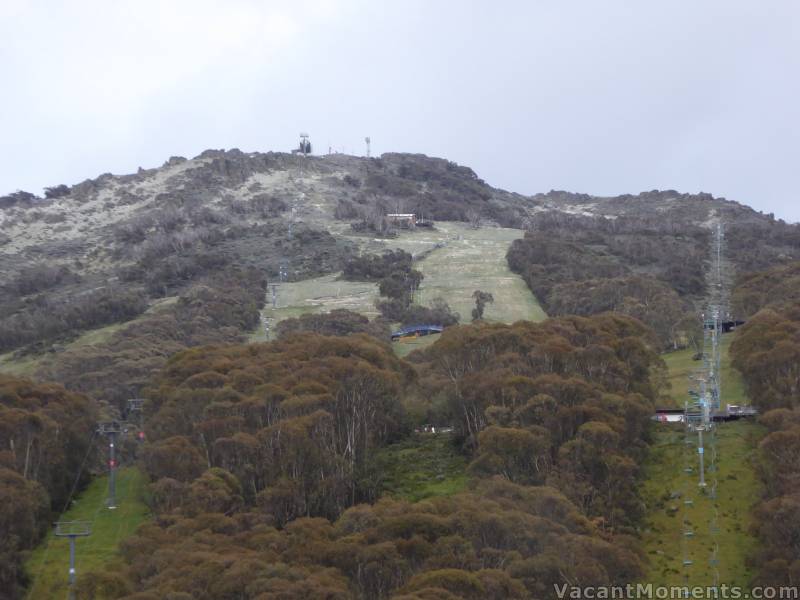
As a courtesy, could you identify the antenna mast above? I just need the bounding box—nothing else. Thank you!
[299,132,310,157]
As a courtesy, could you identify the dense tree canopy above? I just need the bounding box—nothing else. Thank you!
[507,215,706,350]
[412,315,661,529]
[729,300,800,585]
[749,406,800,586]
[730,304,800,412]
[35,268,266,412]
[274,309,391,341]
[343,250,415,282]
[731,260,800,319]
[0,376,97,598]
[87,315,663,598]
[109,480,643,600]
[8,149,800,597]
[141,333,413,518]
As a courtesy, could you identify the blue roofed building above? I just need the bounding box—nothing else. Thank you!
[391,324,444,341]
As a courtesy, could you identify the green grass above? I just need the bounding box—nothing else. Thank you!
[0,350,41,377]
[249,273,382,342]
[661,333,747,409]
[391,332,442,358]
[250,222,547,348]
[640,422,764,587]
[374,433,469,502]
[642,331,763,587]
[411,223,547,324]
[25,467,150,599]
[0,322,127,378]
[0,297,179,377]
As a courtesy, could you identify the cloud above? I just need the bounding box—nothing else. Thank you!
[1,1,798,222]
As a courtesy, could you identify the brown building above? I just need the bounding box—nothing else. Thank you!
[386,213,417,228]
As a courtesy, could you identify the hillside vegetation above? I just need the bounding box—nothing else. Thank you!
[25,467,149,599]
[35,269,266,412]
[641,340,762,586]
[256,222,546,343]
[374,433,468,502]
[639,260,800,588]
[731,259,800,318]
[660,334,748,411]
[508,210,800,350]
[0,375,97,597]
[641,422,764,587]
[0,151,540,396]
[731,304,800,412]
[3,149,800,598]
[508,214,709,351]
[62,315,663,598]
[2,149,798,399]
[729,304,800,585]
[413,223,546,324]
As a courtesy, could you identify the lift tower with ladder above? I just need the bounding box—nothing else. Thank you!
[54,520,92,597]
[97,421,123,509]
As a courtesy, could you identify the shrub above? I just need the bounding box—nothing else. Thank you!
[0,288,148,353]
[275,309,391,340]
[44,184,70,199]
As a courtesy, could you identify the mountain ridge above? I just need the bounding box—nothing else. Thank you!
[2,148,799,402]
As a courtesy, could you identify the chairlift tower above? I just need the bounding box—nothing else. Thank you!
[54,520,92,593]
[127,398,144,413]
[261,315,271,340]
[288,195,300,240]
[97,421,122,509]
[271,283,280,309]
[682,219,728,583]
[696,424,707,487]
[127,399,146,443]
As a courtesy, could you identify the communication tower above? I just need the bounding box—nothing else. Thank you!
[299,132,311,156]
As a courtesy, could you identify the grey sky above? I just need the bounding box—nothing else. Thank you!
[1,1,798,222]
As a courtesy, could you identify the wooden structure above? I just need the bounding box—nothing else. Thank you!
[386,213,417,228]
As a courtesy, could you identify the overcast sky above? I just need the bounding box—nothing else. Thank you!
[1,1,798,222]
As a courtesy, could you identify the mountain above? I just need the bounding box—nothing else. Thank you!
[3,150,794,288]
[1,149,799,403]
[3,149,800,597]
